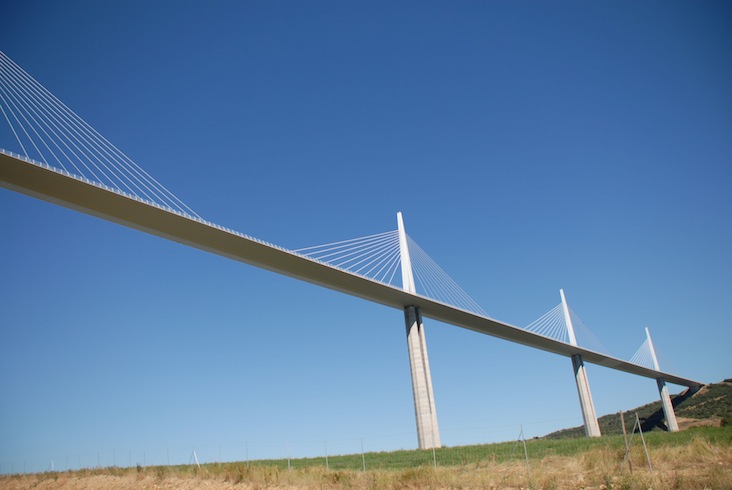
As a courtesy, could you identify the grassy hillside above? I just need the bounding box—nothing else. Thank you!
[3,426,731,489]
[545,379,732,439]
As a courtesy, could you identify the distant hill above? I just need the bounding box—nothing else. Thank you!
[545,379,732,439]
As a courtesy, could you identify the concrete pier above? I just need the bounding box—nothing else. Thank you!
[398,212,441,449]
[646,327,679,432]
[571,354,602,437]
[405,305,441,449]
[657,377,680,432]
[561,289,602,438]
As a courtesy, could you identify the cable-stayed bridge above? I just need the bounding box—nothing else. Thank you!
[0,50,700,448]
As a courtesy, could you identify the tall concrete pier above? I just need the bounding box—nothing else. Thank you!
[646,327,679,432]
[561,289,602,438]
[398,212,441,449]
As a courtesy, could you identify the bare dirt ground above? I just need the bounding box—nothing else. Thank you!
[677,416,722,430]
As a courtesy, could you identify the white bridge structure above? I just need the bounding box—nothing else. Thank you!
[0,50,700,449]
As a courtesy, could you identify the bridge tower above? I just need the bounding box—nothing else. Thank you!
[645,327,680,432]
[398,212,441,449]
[561,289,602,437]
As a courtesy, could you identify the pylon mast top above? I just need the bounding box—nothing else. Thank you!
[397,212,416,294]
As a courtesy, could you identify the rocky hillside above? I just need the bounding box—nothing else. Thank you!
[545,379,732,439]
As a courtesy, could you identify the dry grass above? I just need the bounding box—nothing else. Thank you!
[2,433,731,489]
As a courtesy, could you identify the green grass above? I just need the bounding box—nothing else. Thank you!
[4,426,731,489]
[170,425,732,473]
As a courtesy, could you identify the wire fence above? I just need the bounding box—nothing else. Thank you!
[1,417,656,476]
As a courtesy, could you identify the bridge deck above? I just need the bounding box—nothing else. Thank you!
[0,151,702,388]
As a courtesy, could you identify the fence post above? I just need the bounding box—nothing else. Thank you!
[361,438,366,472]
[521,427,531,489]
[619,411,633,473]
[635,413,654,476]
[287,443,291,471]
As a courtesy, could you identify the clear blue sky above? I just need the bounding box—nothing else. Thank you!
[1,0,731,473]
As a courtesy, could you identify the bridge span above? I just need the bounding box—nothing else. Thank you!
[0,151,701,389]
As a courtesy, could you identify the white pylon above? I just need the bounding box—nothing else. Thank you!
[645,327,679,432]
[397,212,416,295]
[398,212,441,449]
[561,289,601,438]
